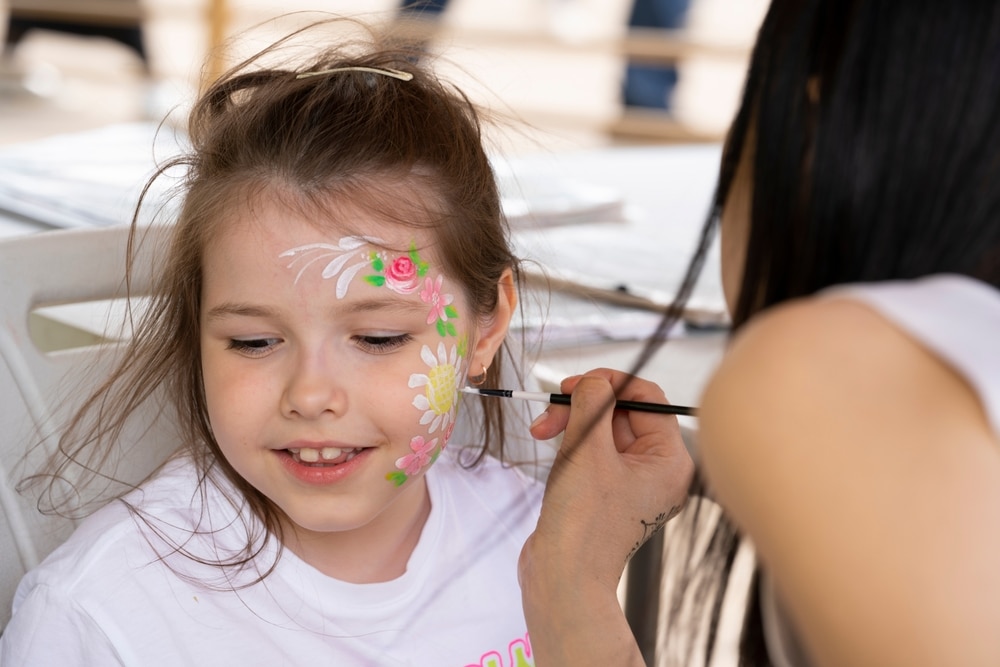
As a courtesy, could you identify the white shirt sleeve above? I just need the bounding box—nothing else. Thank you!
[1,584,124,666]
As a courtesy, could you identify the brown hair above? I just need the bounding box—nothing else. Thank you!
[25,18,523,580]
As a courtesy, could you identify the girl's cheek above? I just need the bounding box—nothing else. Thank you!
[385,339,466,487]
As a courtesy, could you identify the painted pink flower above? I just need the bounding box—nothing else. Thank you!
[395,435,438,476]
[384,256,420,294]
[420,274,454,326]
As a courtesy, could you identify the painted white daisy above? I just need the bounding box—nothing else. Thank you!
[408,342,463,434]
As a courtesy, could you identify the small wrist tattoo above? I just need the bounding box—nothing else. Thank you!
[625,504,681,563]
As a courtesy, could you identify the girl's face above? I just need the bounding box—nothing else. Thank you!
[199,190,510,574]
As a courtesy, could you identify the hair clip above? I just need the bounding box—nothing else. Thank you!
[295,66,414,81]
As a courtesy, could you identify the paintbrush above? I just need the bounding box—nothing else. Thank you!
[462,387,696,416]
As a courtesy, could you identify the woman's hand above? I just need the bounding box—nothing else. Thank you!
[519,369,694,665]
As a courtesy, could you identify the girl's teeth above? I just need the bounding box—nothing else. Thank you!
[288,447,360,463]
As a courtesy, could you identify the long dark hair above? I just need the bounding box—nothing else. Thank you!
[641,1,1000,663]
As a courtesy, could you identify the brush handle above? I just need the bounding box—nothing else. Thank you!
[468,388,697,417]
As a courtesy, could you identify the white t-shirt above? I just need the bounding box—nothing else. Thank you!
[0,447,543,666]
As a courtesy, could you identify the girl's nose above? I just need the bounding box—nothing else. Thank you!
[280,352,347,419]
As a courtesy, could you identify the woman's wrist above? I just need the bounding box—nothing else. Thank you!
[519,534,645,666]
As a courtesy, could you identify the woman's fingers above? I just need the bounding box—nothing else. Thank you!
[535,369,693,548]
[528,369,680,449]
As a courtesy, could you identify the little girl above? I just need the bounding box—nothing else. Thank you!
[1,21,542,666]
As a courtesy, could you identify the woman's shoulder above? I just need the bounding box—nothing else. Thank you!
[699,292,995,478]
[699,293,1000,665]
[699,296,915,489]
[713,294,919,395]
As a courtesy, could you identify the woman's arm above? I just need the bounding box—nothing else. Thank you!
[520,369,694,666]
[699,298,1000,667]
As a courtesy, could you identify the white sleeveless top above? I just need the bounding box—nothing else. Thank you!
[761,273,1000,667]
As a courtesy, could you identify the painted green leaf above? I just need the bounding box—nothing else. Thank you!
[365,275,385,287]
[386,471,407,487]
[370,254,384,272]
[409,245,430,276]
[445,322,457,337]
[436,319,446,337]
[444,305,458,320]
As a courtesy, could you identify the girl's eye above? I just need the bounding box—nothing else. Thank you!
[354,333,413,354]
[227,338,281,357]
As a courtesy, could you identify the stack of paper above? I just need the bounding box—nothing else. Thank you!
[0,123,186,230]
[495,158,625,228]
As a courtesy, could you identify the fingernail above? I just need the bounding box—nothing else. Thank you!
[530,410,549,430]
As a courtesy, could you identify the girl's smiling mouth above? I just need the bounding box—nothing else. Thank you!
[276,444,375,486]
[287,446,364,465]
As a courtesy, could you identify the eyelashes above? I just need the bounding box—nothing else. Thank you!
[353,333,413,353]
[226,333,413,357]
[227,337,280,358]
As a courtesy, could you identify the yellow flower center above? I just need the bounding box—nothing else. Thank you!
[426,363,457,415]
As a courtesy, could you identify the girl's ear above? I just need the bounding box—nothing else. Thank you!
[469,268,517,375]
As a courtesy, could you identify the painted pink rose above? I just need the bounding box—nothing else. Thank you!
[384,256,420,294]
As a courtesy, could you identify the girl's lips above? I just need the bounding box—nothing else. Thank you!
[276,446,374,485]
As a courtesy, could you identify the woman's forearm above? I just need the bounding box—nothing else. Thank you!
[520,372,693,666]
[520,545,645,666]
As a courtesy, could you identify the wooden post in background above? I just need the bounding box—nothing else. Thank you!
[205,0,227,85]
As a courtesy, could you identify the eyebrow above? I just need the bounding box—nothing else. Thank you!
[204,302,282,323]
[204,297,427,323]
[342,297,428,316]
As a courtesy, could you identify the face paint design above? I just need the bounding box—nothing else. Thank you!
[366,246,427,294]
[280,236,384,298]
[388,340,466,486]
[421,274,459,337]
[281,237,469,488]
[387,435,439,486]
[282,238,459,338]
[408,341,465,434]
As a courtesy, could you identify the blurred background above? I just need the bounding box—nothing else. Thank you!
[0,0,768,153]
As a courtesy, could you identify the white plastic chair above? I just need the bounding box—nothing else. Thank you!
[0,224,177,632]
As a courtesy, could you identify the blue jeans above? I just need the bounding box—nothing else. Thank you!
[397,0,690,110]
[624,0,692,109]
[399,0,449,16]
